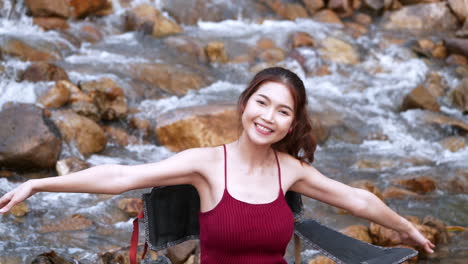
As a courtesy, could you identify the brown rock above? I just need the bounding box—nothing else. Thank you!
[9,202,29,217]
[363,0,385,10]
[38,83,70,108]
[308,255,336,264]
[125,4,183,37]
[0,103,61,169]
[2,39,58,62]
[312,9,343,24]
[117,198,142,217]
[51,110,107,156]
[440,136,466,152]
[328,0,353,16]
[25,0,71,18]
[353,13,372,25]
[309,65,332,76]
[70,0,109,18]
[70,101,100,122]
[0,170,14,178]
[39,214,93,233]
[448,0,468,22]
[21,62,69,83]
[354,159,394,170]
[302,0,324,13]
[205,42,228,63]
[425,72,446,97]
[393,177,436,194]
[344,22,368,38]
[340,225,372,243]
[447,54,468,65]
[167,240,198,264]
[444,38,468,58]
[164,36,207,62]
[401,85,440,112]
[261,0,309,20]
[78,24,103,43]
[31,251,77,264]
[104,126,139,146]
[57,80,92,103]
[319,37,359,64]
[258,48,286,63]
[310,115,329,144]
[382,186,418,199]
[432,42,447,59]
[33,17,69,31]
[422,111,468,131]
[292,32,315,48]
[349,180,384,200]
[383,3,458,32]
[423,216,449,244]
[418,39,435,51]
[450,78,468,113]
[156,105,239,152]
[129,116,152,139]
[439,170,468,194]
[56,157,90,176]
[257,38,276,50]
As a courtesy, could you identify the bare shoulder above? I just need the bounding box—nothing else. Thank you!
[180,145,224,172]
[275,151,316,187]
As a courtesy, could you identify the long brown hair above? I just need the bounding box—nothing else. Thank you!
[238,67,317,163]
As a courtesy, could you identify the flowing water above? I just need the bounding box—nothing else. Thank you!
[0,0,467,263]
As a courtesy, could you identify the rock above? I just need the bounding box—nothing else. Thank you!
[382,186,418,199]
[440,136,466,152]
[70,0,109,18]
[129,63,208,96]
[117,198,142,217]
[25,0,71,18]
[383,3,458,32]
[312,9,343,24]
[0,170,14,178]
[0,103,61,169]
[448,0,468,22]
[432,42,447,59]
[450,78,468,113]
[261,0,309,20]
[70,101,101,122]
[340,225,372,243]
[103,126,139,146]
[310,116,329,144]
[421,111,468,131]
[353,13,372,25]
[21,62,69,83]
[77,24,103,43]
[392,177,436,194]
[438,170,468,194]
[349,180,384,200]
[422,216,449,244]
[319,37,359,64]
[205,42,228,63]
[80,78,128,121]
[328,0,353,16]
[156,105,239,152]
[363,0,385,11]
[2,39,58,62]
[164,36,207,63]
[56,157,90,176]
[446,54,468,65]
[302,0,324,13]
[39,214,93,233]
[258,47,286,63]
[344,22,368,38]
[31,251,77,264]
[167,240,198,264]
[308,255,336,264]
[353,159,394,170]
[125,4,183,37]
[50,110,107,156]
[9,202,29,217]
[444,38,468,58]
[257,38,276,50]
[129,116,152,139]
[38,83,71,108]
[33,17,69,31]
[401,85,440,112]
[292,32,315,48]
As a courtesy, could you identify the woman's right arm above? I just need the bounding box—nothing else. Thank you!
[0,148,207,213]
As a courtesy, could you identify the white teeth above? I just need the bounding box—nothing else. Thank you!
[256,123,273,132]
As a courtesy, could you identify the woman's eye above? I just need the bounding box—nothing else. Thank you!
[256,100,265,105]
[279,110,289,115]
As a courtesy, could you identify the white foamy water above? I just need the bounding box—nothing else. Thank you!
[0,79,39,109]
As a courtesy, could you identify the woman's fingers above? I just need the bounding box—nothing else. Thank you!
[0,192,15,213]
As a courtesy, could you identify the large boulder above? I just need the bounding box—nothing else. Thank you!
[50,110,107,156]
[448,0,468,22]
[0,103,61,169]
[319,37,360,64]
[125,4,183,37]
[382,3,458,32]
[21,62,69,82]
[401,85,440,112]
[1,39,59,62]
[156,105,239,152]
[25,0,71,18]
[302,0,325,13]
[70,0,109,18]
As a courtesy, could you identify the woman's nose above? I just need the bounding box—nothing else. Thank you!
[261,107,275,122]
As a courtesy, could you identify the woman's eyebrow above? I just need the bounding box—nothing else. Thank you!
[257,94,293,111]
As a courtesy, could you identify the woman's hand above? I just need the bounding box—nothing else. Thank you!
[399,225,436,254]
[0,180,36,214]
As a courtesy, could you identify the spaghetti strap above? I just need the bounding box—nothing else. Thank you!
[273,150,282,191]
[223,144,227,190]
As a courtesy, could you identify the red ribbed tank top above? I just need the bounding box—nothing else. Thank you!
[199,145,294,264]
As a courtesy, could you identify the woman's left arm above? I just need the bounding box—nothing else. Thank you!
[289,163,435,254]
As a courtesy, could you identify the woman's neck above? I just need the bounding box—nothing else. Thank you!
[231,132,274,169]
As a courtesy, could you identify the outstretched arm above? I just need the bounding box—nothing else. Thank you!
[0,148,205,214]
[289,163,435,254]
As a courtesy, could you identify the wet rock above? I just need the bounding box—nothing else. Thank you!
[9,201,29,217]
[261,0,309,20]
[310,116,330,144]
[328,0,354,16]
[56,157,90,176]
[0,170,14,178]
[392,176,436,194]
[117,198,142,217]
[353,13,372,25]
[2,39,58,62]
[129,116,152,139]
[77,24,104,43]
[353,159,395,170]
[292,32,315,48]
[50,110,107,156]
[21,62,69,83]
[302,0,325,13]
[308,255,336,264]
[70,101,101,122]
[362,0,385,11]
[382,186,418,199]
[31,251,77,264]
[70,0,109,18]
[163,36,207,63]
[423,216,449,244]
[0,103,61,169]
[129,63,208,96]
[401,85,440,112]
[80,78,128,121]
[448,0,468,22]
[450,78,468,113]
[257,38,276,50]
[125,4,183,37]
[340,225,372,243]
[167,240,198,264]
[319,37,359,64]
[444,38,468,58]
[38,82,70,108]
[312,9,343,24]
[350,180,384,200]
[344,22,368,38]
[438,170,468,194]
[39,214,93,233]
[258,48,286,63]
[383,3,458,32]
[33,17,69,31]
[205,42,228,63]
[103,126,139,146]
[421,111,468,131]
[440,136,466,152]
[446,54,468,65]
[25,0,71,18]
[156,105,239,152]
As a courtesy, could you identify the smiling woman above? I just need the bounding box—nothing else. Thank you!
[0,67,435,264]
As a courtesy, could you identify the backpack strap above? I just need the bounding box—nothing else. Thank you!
[130,210,148,264]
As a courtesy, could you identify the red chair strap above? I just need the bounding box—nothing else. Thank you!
[130,210,147,264]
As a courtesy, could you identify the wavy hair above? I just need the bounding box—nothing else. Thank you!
[238,67,317,163]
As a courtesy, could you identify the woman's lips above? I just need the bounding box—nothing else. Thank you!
[255,123,273,135]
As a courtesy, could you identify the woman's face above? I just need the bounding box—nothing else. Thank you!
[241,81,295,146]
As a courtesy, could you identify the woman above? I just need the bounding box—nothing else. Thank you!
[0,67,434,263]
